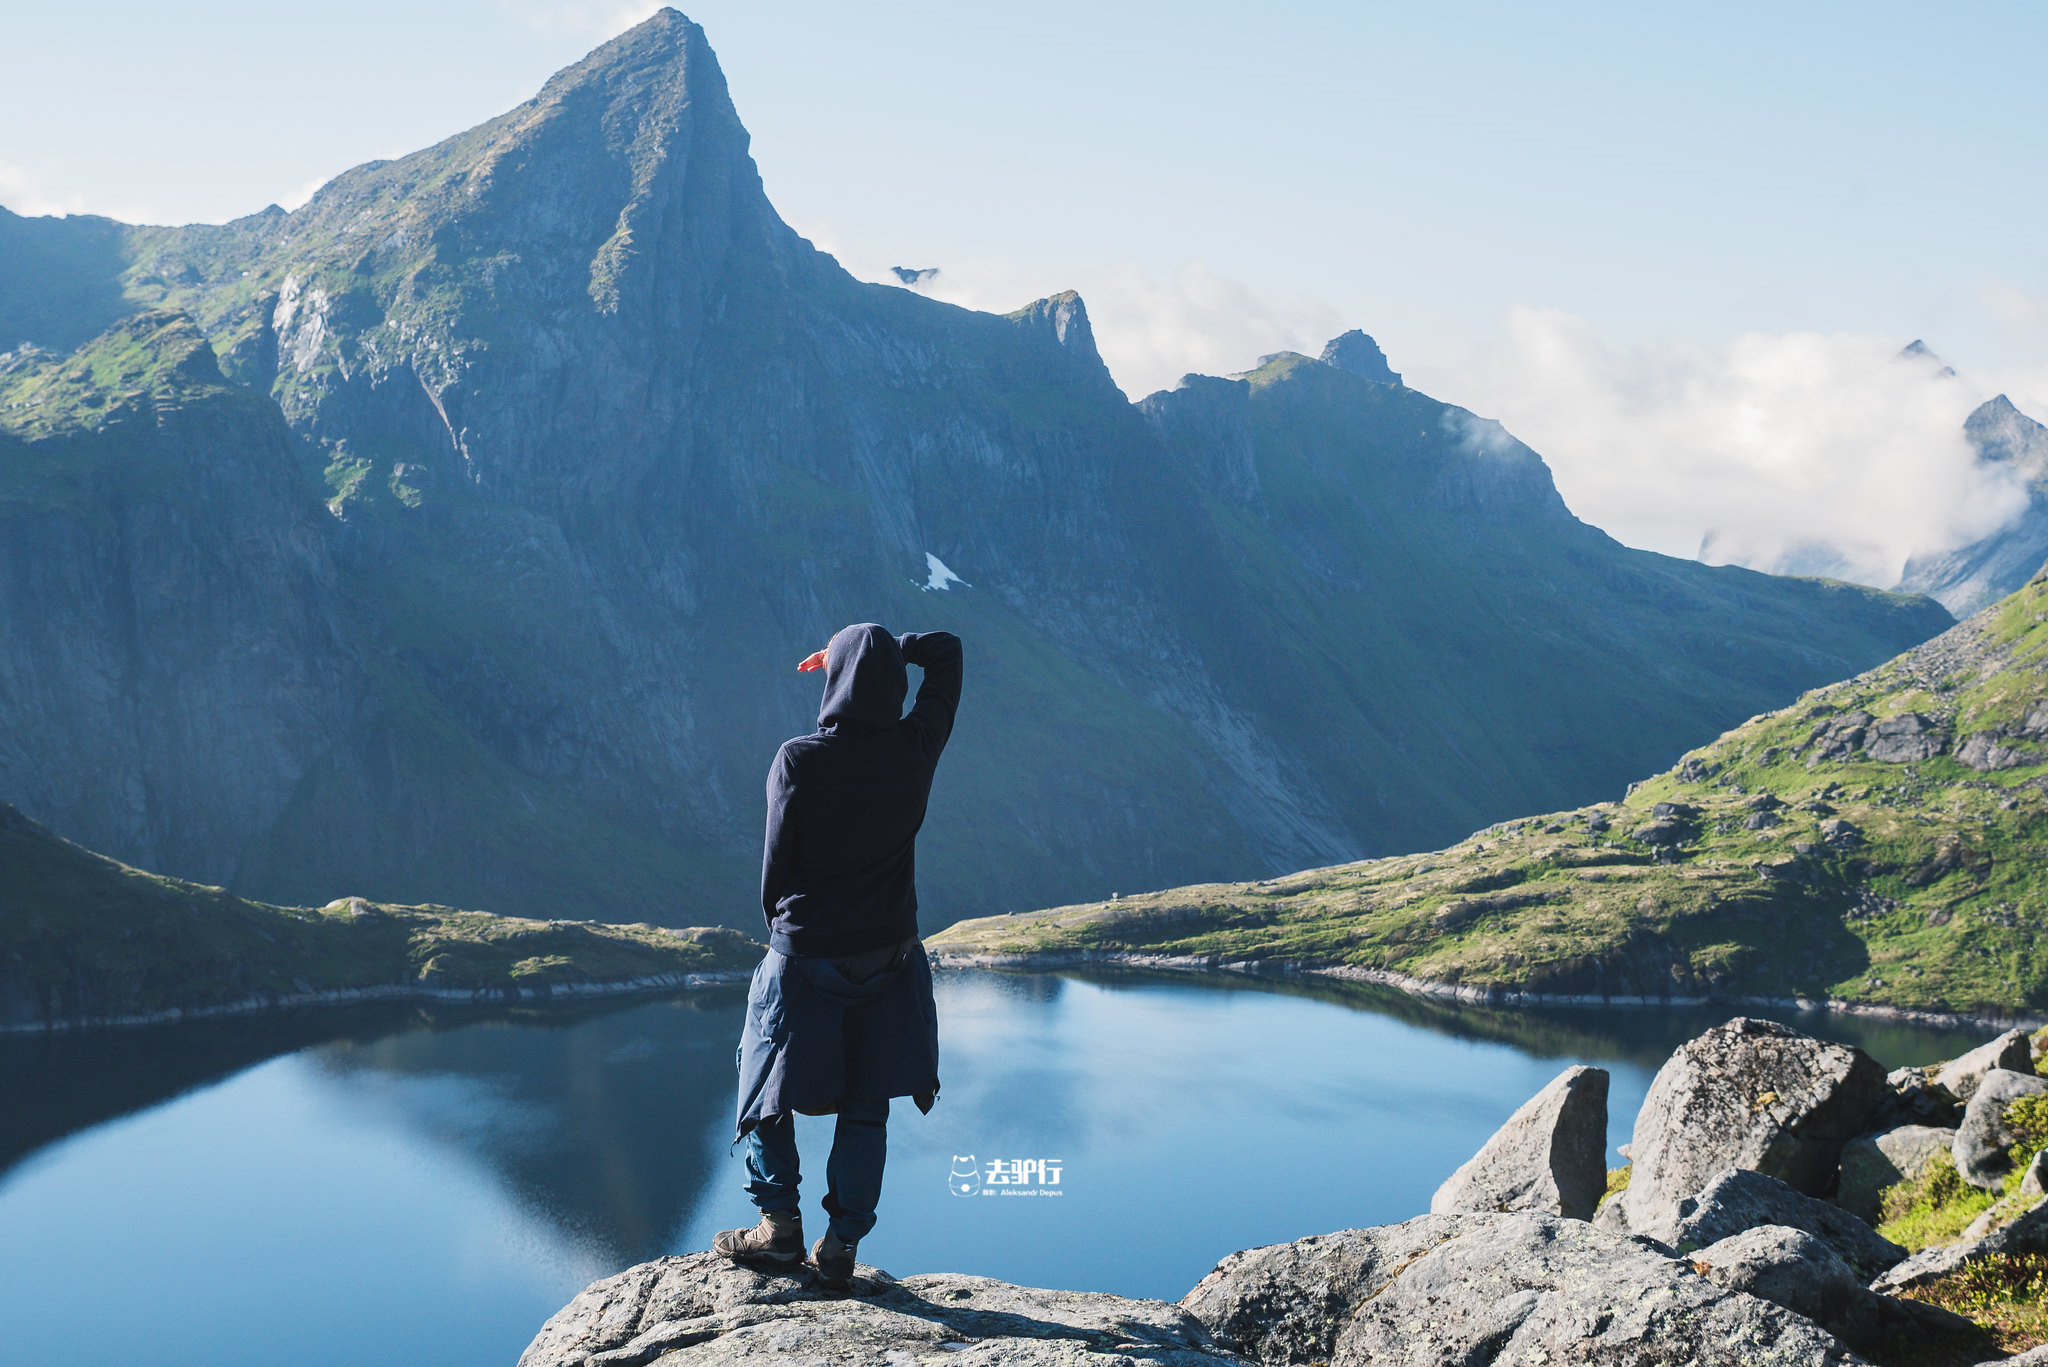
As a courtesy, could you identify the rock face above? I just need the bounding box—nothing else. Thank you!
[1187,1212,1864,1367]
[1955,1068,2048,1188]
[1899,395,2048,616]
[1180,1215,1476,1365]
[1692,1224,1968,1356]
[1608,1018,1886,1236]
[0,10,1951,930]
[1665,1168,1905,1279]
[1935,1028,2034,1102]
[517,1251,1242,1367]
[1429,1064,1608,1219]
[1837,1126,1959,1224]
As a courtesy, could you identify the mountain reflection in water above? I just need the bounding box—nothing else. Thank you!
[0,969,1999,1367]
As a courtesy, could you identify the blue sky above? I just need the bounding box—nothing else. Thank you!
[5,1,2045,574]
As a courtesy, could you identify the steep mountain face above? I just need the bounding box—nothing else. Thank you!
[0,10,1951,930]
[1899,396,2048,616]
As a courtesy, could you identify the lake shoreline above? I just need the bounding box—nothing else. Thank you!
[0,969,753,1035]
[929,947,2048,1033]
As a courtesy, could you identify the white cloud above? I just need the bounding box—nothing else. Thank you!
[1416,309,2025,587]
[798,234,1344,400]
[0,163,90,218]
[501,0,664,40]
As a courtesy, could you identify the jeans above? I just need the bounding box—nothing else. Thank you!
[743,1098,890,1243]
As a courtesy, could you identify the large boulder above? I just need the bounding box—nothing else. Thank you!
[1664,1168,1904,1279]
[518,1252,1241,1367]
[1934,1029,2034,1103]
[1836,1126,1958,1224]
[1430,1065,1609,1219]
[1187,1213,1864,1366]
[1691,1225,1972,1357]
[1607,1018,1887,1236]
[1181,1214,1475,1365]
[1954,1068,2048,1189]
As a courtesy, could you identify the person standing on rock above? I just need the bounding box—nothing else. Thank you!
[715,623,961,1290]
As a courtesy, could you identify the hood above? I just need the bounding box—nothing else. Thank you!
[817,623,906,732]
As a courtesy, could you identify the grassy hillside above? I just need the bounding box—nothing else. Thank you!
[0,799,759,1030]
[932,568,2048,1018]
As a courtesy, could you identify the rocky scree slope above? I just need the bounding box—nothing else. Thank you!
[519,1016,2048,1366]
[0,798,757,1031]
[930,566,2048,1017]
[0,9,1948,930]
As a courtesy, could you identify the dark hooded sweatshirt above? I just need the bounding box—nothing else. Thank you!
[760,624,962,959]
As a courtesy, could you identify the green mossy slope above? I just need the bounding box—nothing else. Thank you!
[0,800,759,1030]
[932,569,2048,1017]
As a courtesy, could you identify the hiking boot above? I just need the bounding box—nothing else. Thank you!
[810,1229,857,1290]
[713,1209,804,1265]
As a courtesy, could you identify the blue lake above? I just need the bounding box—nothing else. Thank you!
[0,968,1996,1367]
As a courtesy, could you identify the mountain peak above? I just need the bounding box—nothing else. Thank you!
[1006,290,1105,367]
[1899,338,1957,379]
[1319,330,1401,385]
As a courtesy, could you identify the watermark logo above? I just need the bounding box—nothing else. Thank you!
[946,1155,1064,1197]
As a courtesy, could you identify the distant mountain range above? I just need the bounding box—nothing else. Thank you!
[0,9,1950,931]
[1899,394,2048,615]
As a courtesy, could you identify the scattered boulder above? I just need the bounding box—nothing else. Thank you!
[518,1252,1240,1367]
[1837,1126,1958,1225]
[1430,1065,1609,1220]
[1934,1028,2034,1103]
[1819,818,1862,848]
[1608,1018,1887,1236]
[1746,810,1784,830]
[1809,712,1874,761]
[1954,1067,2048,1189]
[1866,712,1947,763]
[1663,1168,1904,1279]
[1189,1213,1862,1367]
[1875,1066,1963,1129]
[1691,1224,1972,1357]
[1958,732,2034,771]
[1633,818,1696,846]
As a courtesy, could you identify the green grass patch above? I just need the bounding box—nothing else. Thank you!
[1894,1254,2048,1362]
[1879,1150,2000,1251]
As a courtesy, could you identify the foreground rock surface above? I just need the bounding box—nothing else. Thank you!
[1693,1224,1968,1356]
[517,1252,1242,1366]
[1664,1168,1905,1279]
[1184,1212,1863,1366]
[1429,1064,1608,1219]
[1609,1017,1885,1236]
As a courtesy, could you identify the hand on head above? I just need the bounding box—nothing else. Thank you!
[797,648,829,673]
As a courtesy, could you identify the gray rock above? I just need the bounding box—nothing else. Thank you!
[1182,1214,1476,1364]
[1321,1213,1864,1366]
[1876,1066,1962,1129]
[518,1251,1243,1367]
[1875,1196,2048,1291]
[1430,1064,1609,1220]
[1865,712,1948,762]
[1957,731,2034,771]
[1935,1028,2034,1102]
[1837,1126,1958,1224]
[1633,818,1696,846]
[1979,1344,2048,1367]
[1612,1017,1887,1236]
[1664,1169,1904,1278]
[1955,1067,2048,1188]
[1692,1225,1973,1356]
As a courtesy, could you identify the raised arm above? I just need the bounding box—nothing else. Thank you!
[760,746,799,925]
[897,631,963,758]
